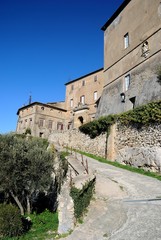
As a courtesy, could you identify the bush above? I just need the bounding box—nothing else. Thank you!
[0,204,23,237]
[79,114,117,138]
[119,100,161,126]
[79,100,161,138]
[25,127,31,135]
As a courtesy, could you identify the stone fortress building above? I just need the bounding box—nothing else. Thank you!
[96,0,161,117]
[65,68,104,129]
[16,0,161,138]
[16,68,104,138]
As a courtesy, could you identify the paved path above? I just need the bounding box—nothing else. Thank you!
[61,154,161,240]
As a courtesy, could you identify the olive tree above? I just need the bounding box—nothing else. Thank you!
[0,134,54,215]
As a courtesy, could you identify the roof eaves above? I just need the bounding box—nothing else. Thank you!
[65,67,103,85]
[101,0,131,31]
[17,101,67,115]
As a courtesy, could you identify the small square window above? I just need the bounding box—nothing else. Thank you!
[48,120,53,129]
[94,75,97,82]
[124,33,129,49]
[70,99,73,108]
[80,95,85,105]
[39,118,44,127]
[94,91,98,101]
[124,74,130,91]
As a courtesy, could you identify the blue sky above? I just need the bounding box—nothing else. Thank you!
[0,0,124,133]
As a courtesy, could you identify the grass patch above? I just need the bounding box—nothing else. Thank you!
[1,210,59,240]
[73,149,161,181]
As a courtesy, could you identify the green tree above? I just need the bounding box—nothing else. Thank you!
[0,134,54,215]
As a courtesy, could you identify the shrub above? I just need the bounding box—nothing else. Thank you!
[119,101,161,126]
[0,204,24,237]
[25,127,31,135]
[79,100,161,138]
[79,114,117,138]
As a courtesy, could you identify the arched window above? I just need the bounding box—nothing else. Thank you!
[78,116,83,124]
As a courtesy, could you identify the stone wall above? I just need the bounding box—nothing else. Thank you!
[48,129,107,158]
[49,123,161,173]
[57,152,96,234]
[114,123,161,172]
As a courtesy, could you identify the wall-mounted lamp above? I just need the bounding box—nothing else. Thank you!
[120,92,125,102]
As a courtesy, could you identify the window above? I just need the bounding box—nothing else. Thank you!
[41,106,44,110]
[39,132,43,137]
[78,116,84,124]
[39,118,44,127]
[70,99,73,108]
[124,74,131,91]
[68,122,72,130]
[129,96,136,109]
[80,95,85,105]
[82,80,85,86]
[71,85,74,90]
[57,122,63,131]
[94,75,97,82]
[94,91,98,101]
[48,120,53,129]
[124,33,129,49]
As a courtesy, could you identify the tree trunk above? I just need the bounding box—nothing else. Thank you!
[26,195,31,214]
[10,190,24,215]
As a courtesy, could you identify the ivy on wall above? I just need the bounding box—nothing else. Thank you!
[119,101,161,125]
[70,178,96,219]
[79,114,117,139]
[79,100,161,139]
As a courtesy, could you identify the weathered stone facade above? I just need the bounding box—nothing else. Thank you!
[114,123,161,172]
[65,68,104,129]
[48,129,107,158]
[16,102,67,138]
[97,0,161,118]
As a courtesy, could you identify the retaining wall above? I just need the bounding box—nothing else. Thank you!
[48,123,161,172]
